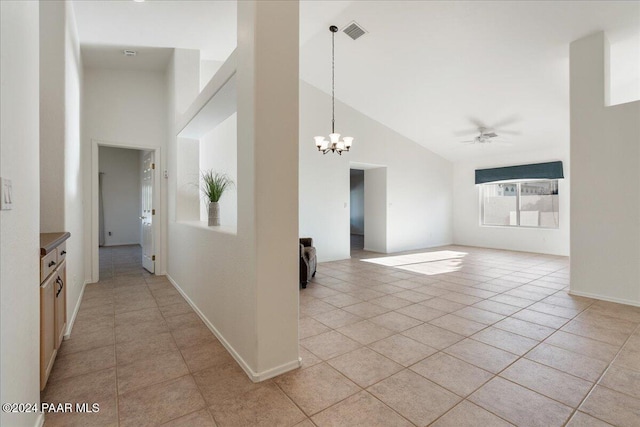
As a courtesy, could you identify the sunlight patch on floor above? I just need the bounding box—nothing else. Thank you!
[361,250,468,275]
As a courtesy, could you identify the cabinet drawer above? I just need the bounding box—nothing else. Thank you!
[41,251,58,283]
[57,241,67,264]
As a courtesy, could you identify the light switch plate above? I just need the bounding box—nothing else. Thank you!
[0,178,13,210]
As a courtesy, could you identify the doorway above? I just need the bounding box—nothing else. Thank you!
[92,141,159,282]
[349,164,388,255]
[350,169,365,252]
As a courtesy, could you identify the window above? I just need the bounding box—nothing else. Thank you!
[481,180,559,228]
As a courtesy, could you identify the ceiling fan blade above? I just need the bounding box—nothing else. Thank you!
[494,129,521,136]
[484,132,498,138]
[453,128,480,137]
[491,115,521,129]
[468,117,487,129]
[459,140,476,143]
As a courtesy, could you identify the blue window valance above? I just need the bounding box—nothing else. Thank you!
[475,161,564,185]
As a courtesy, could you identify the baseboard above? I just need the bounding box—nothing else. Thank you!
[451,242,568,257]
[362,247,385,253]
[569,289,640,308]
[165,274,300,382]
[34,412,44,427]
[253,358,302,382]
[64,279,88,339]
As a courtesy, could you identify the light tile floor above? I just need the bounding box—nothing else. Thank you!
[42,245,640,426]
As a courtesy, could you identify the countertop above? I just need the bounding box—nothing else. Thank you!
[40,232,71,256]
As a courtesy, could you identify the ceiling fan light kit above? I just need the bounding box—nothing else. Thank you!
[315,25,354,155]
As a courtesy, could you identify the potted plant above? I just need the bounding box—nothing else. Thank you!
[200,170,234,226]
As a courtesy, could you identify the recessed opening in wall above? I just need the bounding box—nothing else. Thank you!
[176,72,237,234]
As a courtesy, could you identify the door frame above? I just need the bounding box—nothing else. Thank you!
[91,139,162,282]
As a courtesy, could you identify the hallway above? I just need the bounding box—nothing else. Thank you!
[42,246,230,426]
[41,246,640,426]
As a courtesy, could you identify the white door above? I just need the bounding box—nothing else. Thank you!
[141,151,155,273]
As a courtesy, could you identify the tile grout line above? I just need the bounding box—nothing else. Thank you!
[312,265,601,355]
[305,284,545,425]
[348,251,575,425]
[54,246,638,426]
[310,247,610,425]
[560,322,640,426]
[279,361,420,427]
[271,377,321,425]
[111,248,128,427]
[148,278,214,426]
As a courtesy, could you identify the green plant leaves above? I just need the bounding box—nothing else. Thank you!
[201,170,234,202]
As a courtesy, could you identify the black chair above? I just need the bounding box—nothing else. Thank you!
[299,238,317,289]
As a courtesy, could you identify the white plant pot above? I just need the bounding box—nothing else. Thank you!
[208,202,220,226]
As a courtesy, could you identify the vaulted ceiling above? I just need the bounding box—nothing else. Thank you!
[73,0,639,162]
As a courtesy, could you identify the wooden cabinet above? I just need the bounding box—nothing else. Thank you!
[40,232,70,391]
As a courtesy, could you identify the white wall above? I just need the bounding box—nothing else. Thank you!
[349,169,364,235]
[98,147,141,246]
[0,2,41,426]
[175,50,201,117]
[364,167,388,253]
[570,32,640,306]
[200,113,238,227]
[39,0,85,340]
[168,0,299,381]
[245,0,299,377]
[453,147,570,256]
[83,69,167,146]
[200,59,223,91]
[40,1,65,232]
[63,0,85,330]
[299,80,453,262]
[83,66,167,279]
[176,137,200,221]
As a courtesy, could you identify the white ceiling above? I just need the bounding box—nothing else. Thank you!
[73,0,350,60]
[73,0,236,61]
[73,1,640,162]
[82,45,173,70]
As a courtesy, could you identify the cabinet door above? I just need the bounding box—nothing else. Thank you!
[40,275,56,390]
[54,263,66,349]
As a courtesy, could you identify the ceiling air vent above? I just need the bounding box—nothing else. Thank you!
[342,21,367,41]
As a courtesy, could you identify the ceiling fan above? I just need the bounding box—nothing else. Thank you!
[455,116,521,138]
[460,127,506,144]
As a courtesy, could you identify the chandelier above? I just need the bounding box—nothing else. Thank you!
[314,25,354,155]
